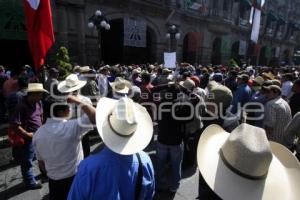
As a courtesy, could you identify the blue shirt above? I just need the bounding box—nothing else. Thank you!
[231,84,252,114]
[67,147,155,200]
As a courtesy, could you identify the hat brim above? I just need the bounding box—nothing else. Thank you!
[27,89,49,94]
[110,80,132,94]
[96,97,153,155]
[197,124,300,200]
[179,81,193,91]
[57,80,87,93]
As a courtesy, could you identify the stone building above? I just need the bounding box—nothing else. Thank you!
[1,0,300,67]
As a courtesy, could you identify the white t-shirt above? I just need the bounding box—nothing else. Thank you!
[281,81,293,98]
[33,116,93,180]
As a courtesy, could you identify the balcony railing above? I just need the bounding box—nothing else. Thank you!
[276,32,283,39]
[222,11,234,24]
[266,28,274,37]
[239,18,250,29]
[209,8,219,17]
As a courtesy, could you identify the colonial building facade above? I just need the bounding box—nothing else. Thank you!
[1,0,300,67]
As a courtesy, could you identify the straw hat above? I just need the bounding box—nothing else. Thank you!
[96,97,153,155]
[206,85,233,109]
[197,123,300,200]
[57,74,87,93]
[110,77,132,94]
[80,66,92,73]
[132,68,142,74]
[262,72,275,80]
[179,79,195,91]
[253,76,265,86]
[27,83,49,93]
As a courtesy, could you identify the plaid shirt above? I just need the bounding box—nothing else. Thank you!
[284,112,300,153]
[264,97,292,144]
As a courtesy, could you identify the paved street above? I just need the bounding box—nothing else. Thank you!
[0,133,199,200]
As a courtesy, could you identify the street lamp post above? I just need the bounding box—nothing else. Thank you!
[166,25,181,52]
[88,10,110,65]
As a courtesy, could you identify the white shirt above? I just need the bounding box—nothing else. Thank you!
[281,81,293,98]
[97,74,108,97]
[70,95,92,118]
[33,116,93,180]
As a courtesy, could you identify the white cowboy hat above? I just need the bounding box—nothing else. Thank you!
[57,74,87,93]
[79,66,92,73]
[109,77,132,94]
[96,97,153,155]
[197,123,300,200]
[27,83,49,93]
[132,68,142,74]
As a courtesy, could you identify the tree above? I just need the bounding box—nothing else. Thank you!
[229,58,239,68]
[56,46,72,80]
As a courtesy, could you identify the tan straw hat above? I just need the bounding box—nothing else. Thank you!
[27,83,49,93]
[96,97,153,155]
[179,79,195,91]
[110,77,132,94]
[197,123,300,200]
[57,74,87,93]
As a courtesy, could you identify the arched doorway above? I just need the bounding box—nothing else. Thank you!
[259,46,268,66]
[101,18,156,65]
[182,32,203,64]
[211,37,222,65]
[231,41,239,63]
[269,47,279,67]
[283,49,290,65]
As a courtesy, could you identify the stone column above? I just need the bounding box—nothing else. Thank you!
[201,30,213,65]
[55,4,68,48]
[76,7,86,64]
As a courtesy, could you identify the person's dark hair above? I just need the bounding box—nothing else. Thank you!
[283,73,294,81]
[157,67,163,74]
[294,79,300,87]
[141,72,151,84]
[44,98,70,118]
[52,104,70,117]
[18,76,29,89]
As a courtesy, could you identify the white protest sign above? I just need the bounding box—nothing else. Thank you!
[164,52,176,68]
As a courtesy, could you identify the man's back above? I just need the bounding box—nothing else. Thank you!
[68,147,155,200]
[33,116,93,180]
[264,97,292,144]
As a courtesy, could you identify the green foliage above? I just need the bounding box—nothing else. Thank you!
[55,46,72,80]
[229,59,239,68]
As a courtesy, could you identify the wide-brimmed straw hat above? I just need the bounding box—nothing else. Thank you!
[80,66,92,73]
[179,79,195,91]
[197,123,300,200]
[27,83,49,93]
[110,77,132,94]
[57,74,87,93]
[96,97,153,155]
[262,72,275,80]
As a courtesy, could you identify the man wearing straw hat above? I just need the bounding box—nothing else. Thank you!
[33,96,95,200]
[10,83,48,190]
[197,123,300,200]
[68,97,155,200]
[58,73,93,157]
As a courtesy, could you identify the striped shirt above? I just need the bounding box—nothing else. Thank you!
[264,97,292,144]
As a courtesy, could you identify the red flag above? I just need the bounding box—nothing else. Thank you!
[23,0,55,72]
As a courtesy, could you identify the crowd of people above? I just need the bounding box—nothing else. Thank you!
[0,62,300,200]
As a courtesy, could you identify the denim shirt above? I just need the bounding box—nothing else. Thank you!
[68,147,155,200]
[231,84,252,114]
